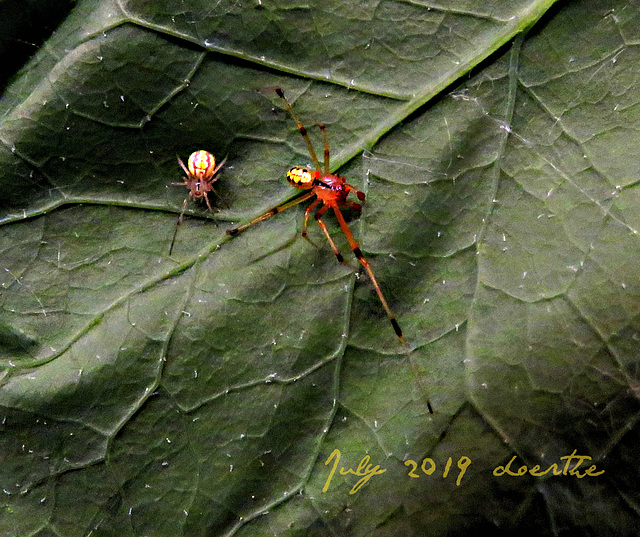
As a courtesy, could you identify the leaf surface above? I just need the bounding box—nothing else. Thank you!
[1,0,639,535]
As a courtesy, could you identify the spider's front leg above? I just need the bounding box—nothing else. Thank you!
[346,184,366,202]
[177,156,190,177]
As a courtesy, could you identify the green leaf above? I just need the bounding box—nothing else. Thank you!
[1,0,639,535]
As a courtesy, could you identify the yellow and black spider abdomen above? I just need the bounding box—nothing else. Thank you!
[286,166,314,188]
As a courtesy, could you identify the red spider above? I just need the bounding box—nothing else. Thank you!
[169,150,226,255]
[226,88,405,346]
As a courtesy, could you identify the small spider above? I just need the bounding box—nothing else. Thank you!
[227,88,405,346]
[169,150,226,255]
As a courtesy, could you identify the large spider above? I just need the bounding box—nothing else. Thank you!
[227,88,405,346]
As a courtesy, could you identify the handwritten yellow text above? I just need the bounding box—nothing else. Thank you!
[404,456,471,486]
[493,450,605,478]
[322,449,387,494]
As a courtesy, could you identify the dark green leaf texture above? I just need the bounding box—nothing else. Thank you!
[1,0,639,535]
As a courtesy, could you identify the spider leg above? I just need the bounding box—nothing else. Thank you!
[275,88,322,171]
[177,156,189,176]
[318,123,329,175]
[341,201,363,212]
[226,191,316,237]
[210,156,227,178]
[169,197,189,255]
[331,205,433,412]
[203,190,214,212]
[207,183,230,210]
[331,205,405,344]
[301,198,322,248]
[313,205,352,267]
[346,183,366,202]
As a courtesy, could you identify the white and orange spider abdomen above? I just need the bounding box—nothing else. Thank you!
[188,150,216,180]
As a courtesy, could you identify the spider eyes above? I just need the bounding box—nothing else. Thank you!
[188,150,216,180]
[286,166,314,187]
